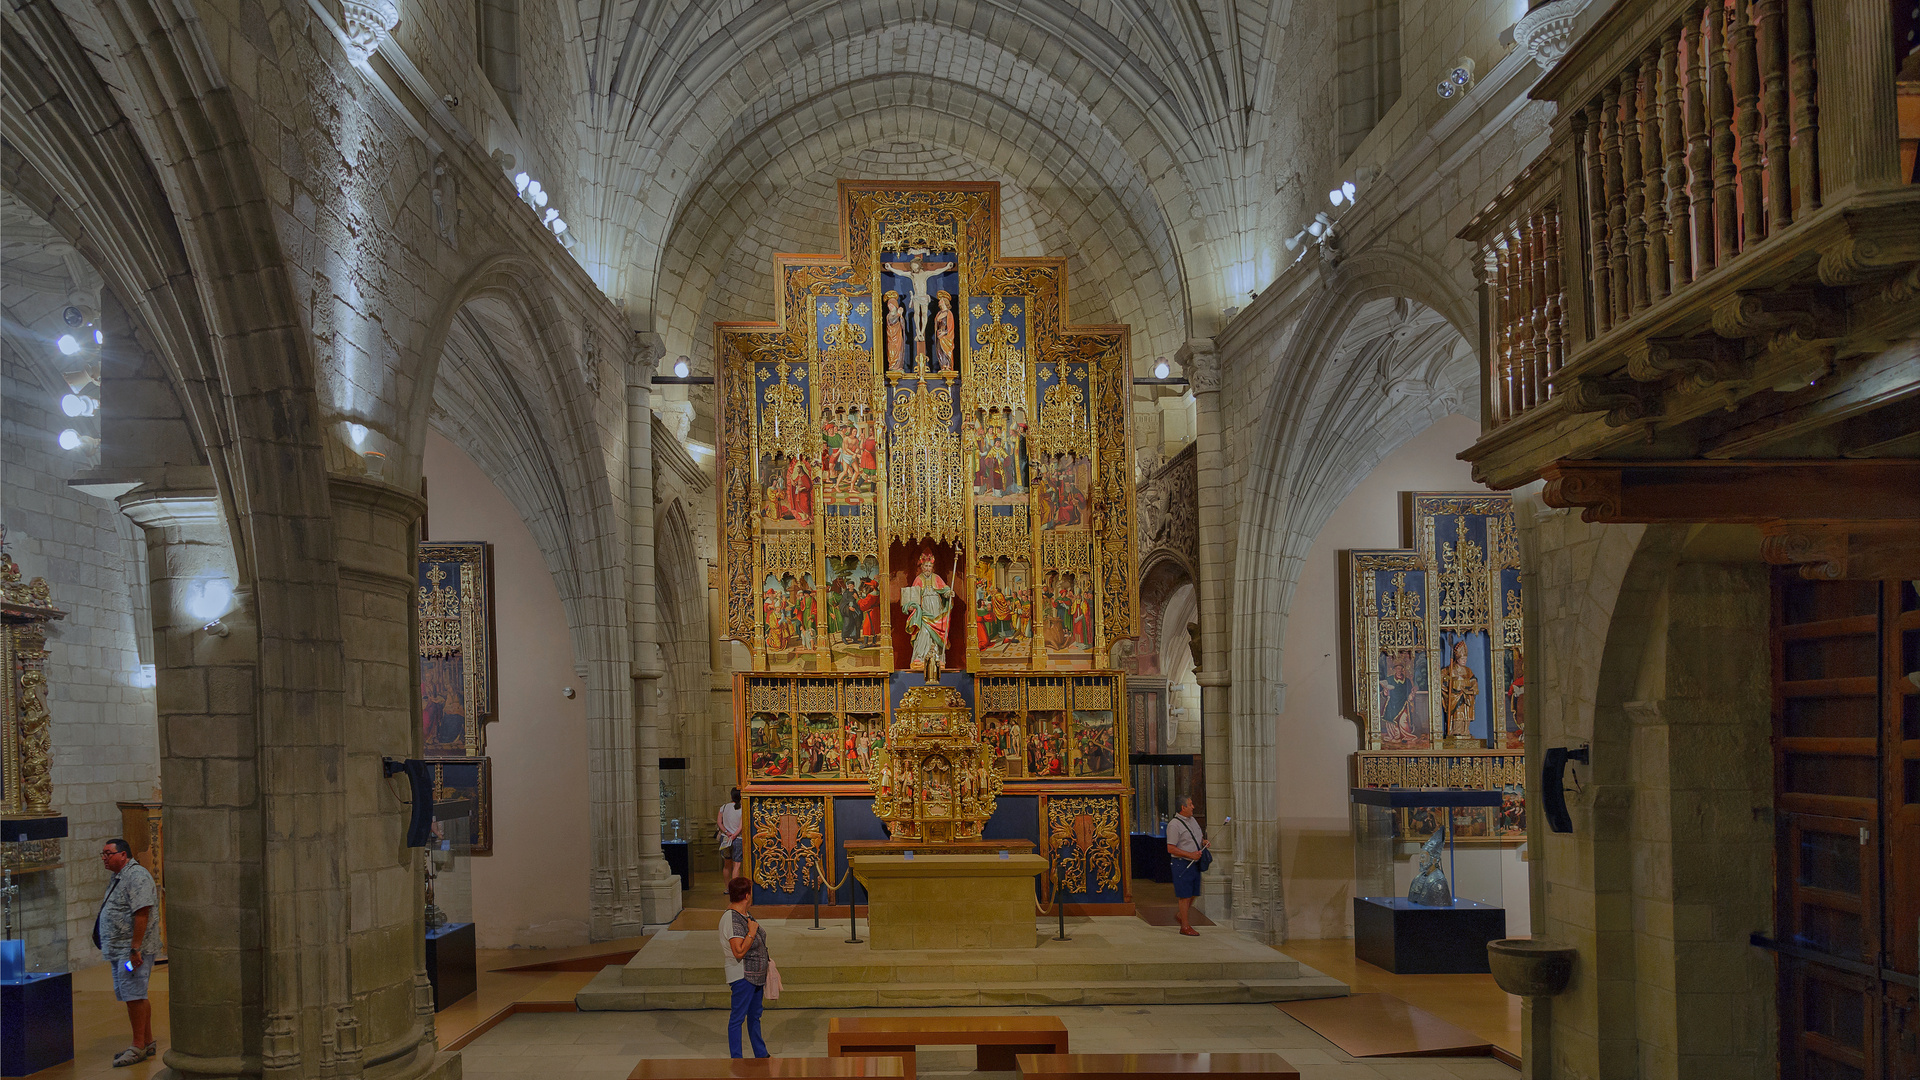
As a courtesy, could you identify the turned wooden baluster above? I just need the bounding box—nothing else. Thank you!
[1686,6,1717,272]
[1494,241,1515,422]
[1516,222,1535,412]
[1787,0,1819,214]
[1730,0,1764,247]
[1661,26,1693,287]
[1603,82,1631,325]
[1543,204,1564,397]
[1640,43,1670,303]
[1622,64,1650,314]
[1584,106,1614,333]
[1708,0,1740,264]
[1753,0,1792,231]
[1527,211,1546,410]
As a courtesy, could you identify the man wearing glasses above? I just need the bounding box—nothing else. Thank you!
[95,838,159,1066]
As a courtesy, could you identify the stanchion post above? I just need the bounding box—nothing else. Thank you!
[1050,850,1070,941]
[845,874,863,944]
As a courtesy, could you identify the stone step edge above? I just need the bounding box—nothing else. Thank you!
[618,961,1304,987]
[575,967,1351,1011]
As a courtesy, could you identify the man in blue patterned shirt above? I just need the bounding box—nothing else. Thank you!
[95,838,159,1067]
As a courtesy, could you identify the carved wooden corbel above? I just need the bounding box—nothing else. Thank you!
[1624,336,1748,384]
[1538,464,1621,523]
[1567,374,1660,426]
[1816,212,1920,285]
[1709,288,1840,340]
[1761,521,1920,580]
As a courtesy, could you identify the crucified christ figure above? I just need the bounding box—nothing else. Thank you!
[881,248,955,367]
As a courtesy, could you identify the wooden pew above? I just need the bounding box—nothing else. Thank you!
[827,1015,1069,1073]
[627,1057,906,1079]
[1015,1052,1300,1079]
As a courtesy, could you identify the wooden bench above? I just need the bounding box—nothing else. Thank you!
[827,1015,1069,1074]
[627,1057,905,1078]
[1015,1052,1299,1079]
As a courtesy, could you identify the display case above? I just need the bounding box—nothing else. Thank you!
[1350,786,1506,974]
[424,795,476,1011]
[658,757,691,889]
[1,861,73,1076]
[1129,754,1201,882]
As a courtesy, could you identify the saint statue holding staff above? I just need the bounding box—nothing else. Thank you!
[899,548,955,681]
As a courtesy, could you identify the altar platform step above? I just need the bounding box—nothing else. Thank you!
[574,918,1348,1012]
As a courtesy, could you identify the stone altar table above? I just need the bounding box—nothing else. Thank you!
[852,853,1045,950]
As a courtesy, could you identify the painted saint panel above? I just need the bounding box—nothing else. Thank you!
[418,542,495,758]
[747,712,795,779]
[798,713,842,778]
[824,553,885,668]
[1414,493,1521,747]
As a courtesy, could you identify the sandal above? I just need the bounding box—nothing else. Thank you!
[112,1045,152,1067]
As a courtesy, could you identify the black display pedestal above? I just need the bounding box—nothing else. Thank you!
[662,839,691,890]
[1354,897,1505,974]
[1129,833,1171,883]
[2,972,74,1075]
[424,922,476,1011]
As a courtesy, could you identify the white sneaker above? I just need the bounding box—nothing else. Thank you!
[112,1045,151,1067]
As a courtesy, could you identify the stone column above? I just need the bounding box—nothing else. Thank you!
[1177,339,1235,924]
[328,476,441,1076]
[629,335,683,926]
[118,486,264,1079]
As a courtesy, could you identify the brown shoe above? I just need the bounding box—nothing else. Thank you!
[1179,926,1200,936]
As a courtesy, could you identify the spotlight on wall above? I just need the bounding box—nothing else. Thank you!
[56,334,81,356]
[1153,359,1171,379]
[1328,180,1358,207]
[94,330,104,344]
[1438,56,1476,98]
[1284,229,1309,252]
[60,393,97,417]
[514,172,530,193]
[57,428,97,451]
[184,575,234,636]
[673,357,691,378]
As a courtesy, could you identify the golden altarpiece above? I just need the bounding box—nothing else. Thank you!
[719,182,1135,907]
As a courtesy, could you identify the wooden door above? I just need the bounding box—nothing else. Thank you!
[1771,576,1920,1080]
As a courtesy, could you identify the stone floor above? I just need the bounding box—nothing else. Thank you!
[457,1003,1522,1079]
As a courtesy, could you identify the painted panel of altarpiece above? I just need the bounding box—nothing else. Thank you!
[719,182,1136,904]
[1345,494,1524,840]
[417,542,496,757]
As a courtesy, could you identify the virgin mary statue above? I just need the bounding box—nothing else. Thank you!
[899,550,954,680]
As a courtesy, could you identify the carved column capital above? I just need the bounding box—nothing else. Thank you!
[631,331,666,385]
[1175,339,1220,393]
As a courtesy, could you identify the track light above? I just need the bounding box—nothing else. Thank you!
[514,172,530,192]
[673,358,691,378]
[1153,359,1170,379]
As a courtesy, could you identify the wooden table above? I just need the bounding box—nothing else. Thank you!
[828,1015,1069,1074]
[627,1057,905,1078]
[1016,1053,1300,1079]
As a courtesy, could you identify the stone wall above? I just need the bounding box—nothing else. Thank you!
[1517,498,1778,1079]
[1,341,160,970]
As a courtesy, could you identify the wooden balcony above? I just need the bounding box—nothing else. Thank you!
[1460,0,1920,496]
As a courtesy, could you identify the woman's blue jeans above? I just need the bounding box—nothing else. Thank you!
[728,978,768,1058]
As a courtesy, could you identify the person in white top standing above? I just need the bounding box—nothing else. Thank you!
[1165,796,1209,936]
[718,788,744,883]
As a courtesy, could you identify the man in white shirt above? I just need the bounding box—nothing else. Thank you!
[1165,797,1208,936]
[718,789,743,882]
